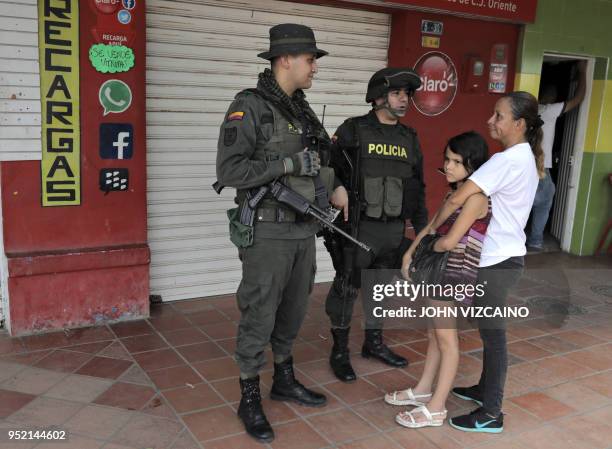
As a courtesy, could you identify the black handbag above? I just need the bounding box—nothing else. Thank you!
[408,234,449,285]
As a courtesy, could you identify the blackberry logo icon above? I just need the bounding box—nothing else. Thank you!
[100,169,129,192]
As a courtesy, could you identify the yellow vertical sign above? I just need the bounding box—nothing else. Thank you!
[39,0,80,206]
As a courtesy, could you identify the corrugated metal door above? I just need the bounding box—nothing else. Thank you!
[1,0,44,326]
[0,0,42,162]
[146,0,390,301]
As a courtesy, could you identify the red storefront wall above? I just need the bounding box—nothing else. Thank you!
[388,11,520,216]
[0,1,523,336]
[1,2,148,335]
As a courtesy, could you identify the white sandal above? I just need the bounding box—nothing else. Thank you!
[384,388,432,406]
[396,405,447,428]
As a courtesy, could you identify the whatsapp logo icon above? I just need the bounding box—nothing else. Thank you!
[99,79,132,116]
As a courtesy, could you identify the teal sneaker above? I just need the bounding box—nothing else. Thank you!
[449,408,503,434]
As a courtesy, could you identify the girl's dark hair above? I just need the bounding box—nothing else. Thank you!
[445,131,489,186]
[503,91,545,178]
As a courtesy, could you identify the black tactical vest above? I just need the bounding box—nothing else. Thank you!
[354,116,421,220]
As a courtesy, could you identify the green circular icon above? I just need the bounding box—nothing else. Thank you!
[89,44,135,74]
[99,79,132,115]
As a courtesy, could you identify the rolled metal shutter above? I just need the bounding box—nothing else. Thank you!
[0,0,44,326]
[146,0,390,301]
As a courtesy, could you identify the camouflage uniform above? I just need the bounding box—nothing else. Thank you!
[217,88,331,375]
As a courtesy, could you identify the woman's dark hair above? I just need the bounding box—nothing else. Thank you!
[445,131,489,187]
[503,91,545,178]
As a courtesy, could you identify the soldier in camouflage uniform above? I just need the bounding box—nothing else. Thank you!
[216,23,343,443]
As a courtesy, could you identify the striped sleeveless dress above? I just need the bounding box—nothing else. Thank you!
[436,194,492,303]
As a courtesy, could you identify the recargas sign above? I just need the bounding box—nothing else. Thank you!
[412,52,458,116]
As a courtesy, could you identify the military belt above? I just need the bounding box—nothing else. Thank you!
[255,207,298,223]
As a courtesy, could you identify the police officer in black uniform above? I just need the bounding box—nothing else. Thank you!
[325,68,428,382]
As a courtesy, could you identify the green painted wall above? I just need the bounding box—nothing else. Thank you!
[517,0,612,255]
[519,0,612,79]
[571,153,612,254]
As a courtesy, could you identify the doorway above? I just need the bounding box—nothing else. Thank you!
[533,54,594,252]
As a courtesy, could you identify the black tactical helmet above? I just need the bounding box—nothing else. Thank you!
[365,67,422,103]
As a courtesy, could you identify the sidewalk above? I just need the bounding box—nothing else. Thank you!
[0,252,610,449]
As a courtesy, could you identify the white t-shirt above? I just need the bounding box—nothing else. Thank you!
[469,142,539,267]
[539,102,565,169]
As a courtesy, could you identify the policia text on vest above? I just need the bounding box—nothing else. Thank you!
[368,143,409,159]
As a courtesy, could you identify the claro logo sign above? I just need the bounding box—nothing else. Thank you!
[94,0,121,14]
[412,51,458,116]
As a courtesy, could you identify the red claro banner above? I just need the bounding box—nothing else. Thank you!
[384,0,537,23]
[412,52,458,116]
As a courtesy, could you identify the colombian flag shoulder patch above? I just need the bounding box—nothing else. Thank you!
[227,111,245,121]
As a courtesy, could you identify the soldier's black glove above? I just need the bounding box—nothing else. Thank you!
[284,150,321,176]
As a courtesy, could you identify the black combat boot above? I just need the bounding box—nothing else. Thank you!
[361,329,408,367]
[330,327,356,382]
[238,376,274,443]
[270,356,327,407]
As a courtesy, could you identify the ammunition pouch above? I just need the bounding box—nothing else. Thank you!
[363,175,403,219]
[364,177,383,218]
[318,166,335,196]
[284,175,315,203]
[283,166,335,208]
[227,207,253,248]
[384,176,403,217]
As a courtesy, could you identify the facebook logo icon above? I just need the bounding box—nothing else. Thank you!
[122,0,136,9]
[100,124,133,160]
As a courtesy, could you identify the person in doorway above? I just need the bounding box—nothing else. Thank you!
[426,91,541,433]
[324,68,428,382]
[526,60,586,251]
[385,131,491,429]
[216,23,342,443]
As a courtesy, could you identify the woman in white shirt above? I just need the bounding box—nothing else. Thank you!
[429,91,543,434]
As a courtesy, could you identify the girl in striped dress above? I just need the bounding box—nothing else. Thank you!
[384,131,491,428]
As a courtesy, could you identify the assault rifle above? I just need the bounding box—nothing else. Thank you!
[321,121,363,299]
[268,180,370,252]
[212,179,371,252]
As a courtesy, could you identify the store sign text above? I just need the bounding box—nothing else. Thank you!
[385,0,536,23]
[39,0,81,206]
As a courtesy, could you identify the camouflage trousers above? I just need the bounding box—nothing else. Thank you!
[235,235,316,376]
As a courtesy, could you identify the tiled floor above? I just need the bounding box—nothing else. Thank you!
[0,252,611,449]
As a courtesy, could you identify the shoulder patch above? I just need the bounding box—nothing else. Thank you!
[261,112,274,124]
[224,127,237,146]
[227,111,244,121]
